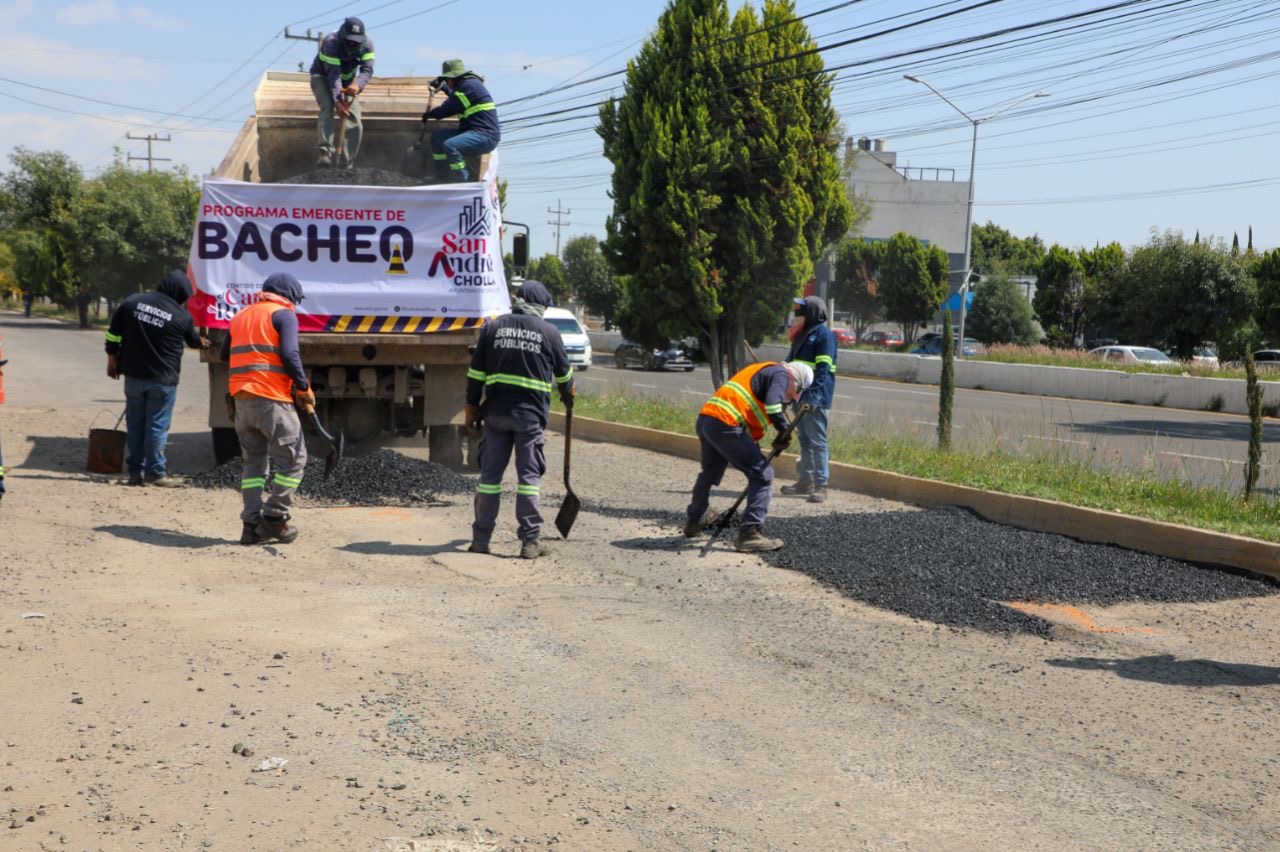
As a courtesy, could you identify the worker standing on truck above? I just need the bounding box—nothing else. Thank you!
[104,270,209,487]
[218,274,312,546]
[422,59,500,182]
[683,361,813,552]
[781,296,837,504]
[465,280,574,559]
[309,17,374,168]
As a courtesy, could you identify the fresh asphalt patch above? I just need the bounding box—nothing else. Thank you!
[760,507,1279,636]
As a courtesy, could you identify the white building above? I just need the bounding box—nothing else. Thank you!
[816,137,971,313]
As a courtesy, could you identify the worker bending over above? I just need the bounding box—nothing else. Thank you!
[309,17,374,168]
[685,361,813,552]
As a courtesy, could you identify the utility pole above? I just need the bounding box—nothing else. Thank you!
[547,200,571,256]
[126,132,171,172]
[283,27,325,47]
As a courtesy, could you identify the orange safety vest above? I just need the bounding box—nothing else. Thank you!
[228,293,296,403]
[700,362,778,441]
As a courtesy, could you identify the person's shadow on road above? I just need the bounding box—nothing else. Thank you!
[95,524,227,549]
[1046,654,1280,687]
[338,539,469,557]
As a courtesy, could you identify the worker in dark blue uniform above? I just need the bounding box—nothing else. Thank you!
[309,17,375,167]
[781,296,837,503]
[465,281,574,558]
[422,59,500,182]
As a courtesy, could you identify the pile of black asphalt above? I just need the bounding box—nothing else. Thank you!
[758,507,1279,636]
[186,449,474,506]
[278,167,422,187]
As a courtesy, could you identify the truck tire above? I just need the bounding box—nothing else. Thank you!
[211,427,241,466]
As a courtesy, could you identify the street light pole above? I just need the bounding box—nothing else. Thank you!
[903,75,1047,355]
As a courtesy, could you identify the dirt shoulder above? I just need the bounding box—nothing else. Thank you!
[2,313,1279,850]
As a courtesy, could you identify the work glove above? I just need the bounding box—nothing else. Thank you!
[771,431,792,454]
[464,404,482,438]
[559,384,576,410]
[294,386,316,412]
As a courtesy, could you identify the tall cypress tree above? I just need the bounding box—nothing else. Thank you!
[599,0,851,386]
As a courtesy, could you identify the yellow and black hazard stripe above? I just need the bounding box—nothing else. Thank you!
[321,316,487,333]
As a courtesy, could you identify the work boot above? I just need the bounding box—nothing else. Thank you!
[780,477,813,496]
[144,474,182,488]
[807,486,828,504]
[255,515,299,544]
[734,525,784,553]
[468,539,490,554]
[317,151,332,168]
[240,522,263,545]
[519,537,546,559]
[683,512,706,538]
[126,473,145,487]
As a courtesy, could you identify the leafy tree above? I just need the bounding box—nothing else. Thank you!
[1078,241,1125,343]
[598,0,851,386]
[1252,248,1280,345]
[831,237,884,337]
[1033,245,1086,346]
[967,273,1038,345]
[69,158,199,303]
[525,254,569,304]
[0,148,83,302]
[970,220,1045,276]
[1106,231,1253,358]
[877,232,947,344]
[562,235,621,327]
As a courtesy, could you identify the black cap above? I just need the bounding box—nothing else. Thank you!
[340,17,366,43]
[262,273,305,305]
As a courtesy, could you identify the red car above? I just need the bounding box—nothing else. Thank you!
[864,330,904,348]
[832,328,857,347]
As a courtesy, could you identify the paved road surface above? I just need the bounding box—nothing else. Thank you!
[586,334,1278,493]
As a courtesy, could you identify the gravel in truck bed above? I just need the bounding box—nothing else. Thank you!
[277,167,424,187]
[186,449,474,506]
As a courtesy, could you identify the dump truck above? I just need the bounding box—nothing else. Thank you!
[188,71,511,467]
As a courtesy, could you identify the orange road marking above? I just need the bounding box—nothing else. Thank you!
[1005,601,1161,634]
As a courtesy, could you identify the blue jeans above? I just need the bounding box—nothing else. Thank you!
[796,405,830,486]
[430,128,498,181]
[123,378,178,478]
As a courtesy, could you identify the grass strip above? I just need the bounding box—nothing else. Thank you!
[556,391,1280,543]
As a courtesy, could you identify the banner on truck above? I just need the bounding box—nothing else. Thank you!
[187,176,510,330]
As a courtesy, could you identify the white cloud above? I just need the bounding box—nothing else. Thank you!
[56,0,119,26]
[0,0,35,23]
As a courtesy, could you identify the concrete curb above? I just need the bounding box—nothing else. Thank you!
[550,411,1280,582]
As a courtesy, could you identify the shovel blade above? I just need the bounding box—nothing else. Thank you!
[323,430,345,480]
[554,488,580,539]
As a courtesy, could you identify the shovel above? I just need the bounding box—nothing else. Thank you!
[554,404,580,538]
[333,92,355,167]
[300,400,344,479]
[402,125,430,179]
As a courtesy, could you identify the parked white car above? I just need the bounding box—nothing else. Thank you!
[544,307,592,370]
[1087,345,1173,365]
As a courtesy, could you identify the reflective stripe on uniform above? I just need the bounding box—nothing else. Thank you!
[433,152,448,161]
[273,474,302,489]
[456,90,496,119]
[241,477,267,490]
[555,368,573,384]
[229,364,290,376]
[723,380,768,428]
[704,396,743,425]
[318,52,340,65]
[467,368,486,381]
[230,344,282,356]
[816,354,836,372]
[484,373,553,393]
[476,482,502,495]
[516,484,539,496]
[104,331,122,343]
[450,161,466,171]
[764,403,783,414]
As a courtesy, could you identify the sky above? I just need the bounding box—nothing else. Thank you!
[5,0,1279,262]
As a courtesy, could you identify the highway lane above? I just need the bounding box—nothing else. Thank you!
[576,353,1280,494]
